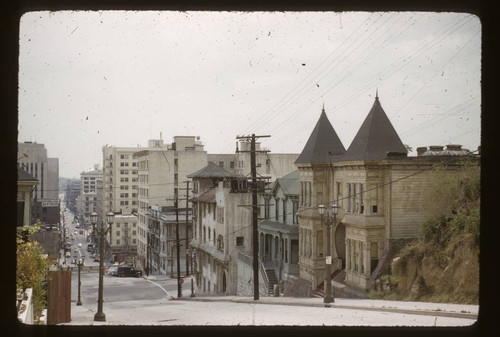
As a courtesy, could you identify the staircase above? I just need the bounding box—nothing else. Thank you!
[265,268,279,295]
[311,269,344,298]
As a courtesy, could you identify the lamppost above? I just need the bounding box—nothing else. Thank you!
[90,211,115,322]
[318,203,339,306]
[186,248,197,297]
[76,258,84,306]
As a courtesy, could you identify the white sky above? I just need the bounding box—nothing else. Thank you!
[18,11,481,179]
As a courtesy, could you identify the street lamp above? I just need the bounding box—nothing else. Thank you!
[90,211,115,322]
[318,203,339,306]
[186,248,197,297]
[76,258,84,306]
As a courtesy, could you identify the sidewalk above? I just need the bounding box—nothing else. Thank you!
[142,274,478,319]
[186,295,478,319]
[63,274,478,325]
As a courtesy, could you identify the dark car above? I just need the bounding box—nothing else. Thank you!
[116,266,142,277]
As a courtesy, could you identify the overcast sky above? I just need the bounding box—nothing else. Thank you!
[18,11,481,179]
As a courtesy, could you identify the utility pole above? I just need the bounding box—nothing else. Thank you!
[175,195,182,298]
[180,180,191,275]
[236,134,271,301]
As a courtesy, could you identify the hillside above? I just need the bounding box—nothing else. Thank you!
[370,162,480,304]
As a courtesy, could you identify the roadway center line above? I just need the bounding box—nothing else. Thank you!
[143,277,173,299]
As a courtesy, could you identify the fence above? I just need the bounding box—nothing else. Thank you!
[47,269,71,325]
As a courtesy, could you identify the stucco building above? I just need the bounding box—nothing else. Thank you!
[188,163,246,295]
[189,139,300,295]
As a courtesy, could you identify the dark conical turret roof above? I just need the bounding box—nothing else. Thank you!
[342,96,406,161]
[295,106,346,164]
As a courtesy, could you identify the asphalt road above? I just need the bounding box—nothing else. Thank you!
[76,272,178,304]
[59,205,99,268]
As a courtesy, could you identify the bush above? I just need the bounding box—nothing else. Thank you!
[17,222,50,321]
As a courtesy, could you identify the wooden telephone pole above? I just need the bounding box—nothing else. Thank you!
[236,134,270,300]
[180,180,191,275]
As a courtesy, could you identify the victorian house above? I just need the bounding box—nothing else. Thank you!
[258,169,300,290]
[295,94,477,294]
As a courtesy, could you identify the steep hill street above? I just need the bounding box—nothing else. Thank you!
[62,272,478,326]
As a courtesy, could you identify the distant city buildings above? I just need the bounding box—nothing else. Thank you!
[77,164,102,226]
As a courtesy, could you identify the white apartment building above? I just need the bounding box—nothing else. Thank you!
[101,145,140,259]
[109,214,139,262]
[135,136,208,274]
[78,164,102,226]
[208,141,298,182]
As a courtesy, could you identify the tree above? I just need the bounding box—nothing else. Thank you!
[17,221,49,321]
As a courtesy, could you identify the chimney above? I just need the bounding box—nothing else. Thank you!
[446,144,462,151]
[429,145,444,152]
[416,147,427,157]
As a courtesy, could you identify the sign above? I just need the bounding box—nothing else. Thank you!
[42,199,59,207]
[326,256,332,265]
[179,278,184,284]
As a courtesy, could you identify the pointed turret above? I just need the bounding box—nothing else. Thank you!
[342,95,406,161]
[295,106,346,164]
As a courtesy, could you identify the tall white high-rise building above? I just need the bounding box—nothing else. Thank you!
[101,145,140,261]
[78,164,102,225]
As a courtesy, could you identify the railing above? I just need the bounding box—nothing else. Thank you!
[259,259,270,295]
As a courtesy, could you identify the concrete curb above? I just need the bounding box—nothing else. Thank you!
[181,296,478,320]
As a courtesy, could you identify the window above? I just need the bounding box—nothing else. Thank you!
[360,183,364,214]
[236,236,244,246]
[217,207,224,223]
[230,161,235,169]
[353,183,358,213]
[275,198,279,220]
[116,231,120,236]
[218,161,224,168]
[348,183,352,212]
[217,235,224,251]
[116,239,120,245]
[282,198,287,223]
[292,199,298,224]
[317,230,323,257]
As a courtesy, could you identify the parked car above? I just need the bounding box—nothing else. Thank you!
[116,266,142,278]
[65,251,71,258]
[106,266,118,276]
[93,255,100,262]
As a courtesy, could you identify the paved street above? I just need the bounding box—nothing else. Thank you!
[64,272,478,327]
